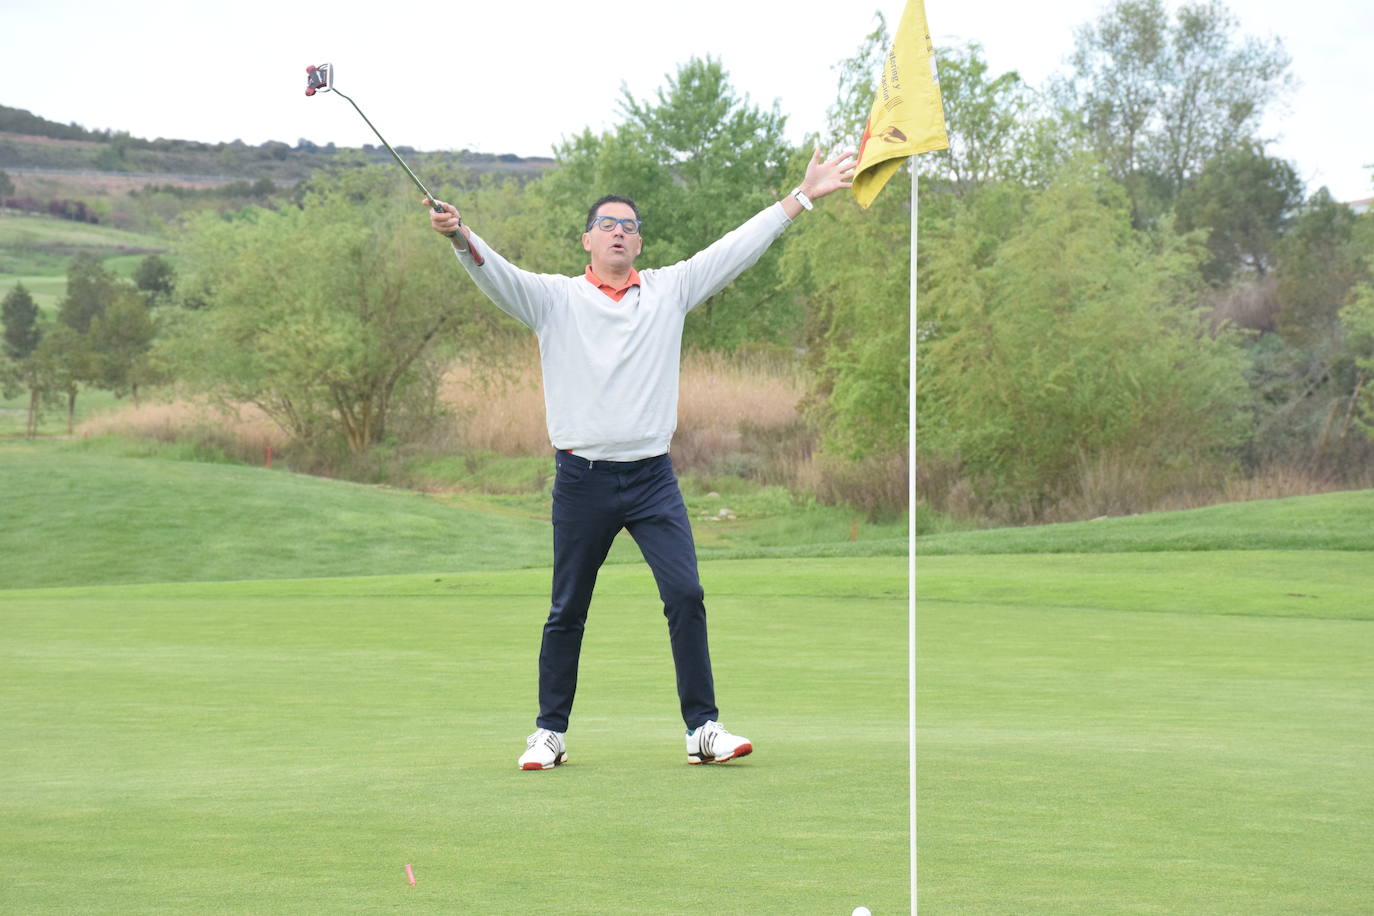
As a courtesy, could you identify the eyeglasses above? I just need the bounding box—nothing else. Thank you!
[587,215,642,235]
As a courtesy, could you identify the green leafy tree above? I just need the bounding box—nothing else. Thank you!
[2,282,45,436]
[49,254,124,423]
[1340,284,1374,440]
[1174,141,1303,284]
[782,161,910,460]
[29,324,87,435]
[1057,0,1293,225]
[921,42,1065,194]
[1275,189,1371,346]
[918,157,1251,516]
[769,22,920,516]
[533,56,796,348]
[3,283,41,360]
[825,14,889,148]
[58,253,118,334]
[88,288,158,401]
[132,254,176,303]
[0,169,14,197]
[1239,194,1374,471]
[166,166,496,453]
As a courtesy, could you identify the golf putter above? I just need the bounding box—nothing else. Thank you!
[305,63,483,265]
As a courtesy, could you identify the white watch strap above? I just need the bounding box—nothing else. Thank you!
[791,187,814,211]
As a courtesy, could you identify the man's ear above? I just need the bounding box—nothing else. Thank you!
[581,232,592,253]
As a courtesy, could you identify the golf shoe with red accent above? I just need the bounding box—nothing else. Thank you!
[686,720,752,764]
[518,728,567,770]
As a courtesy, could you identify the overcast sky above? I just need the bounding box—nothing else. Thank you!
[2,0,1369,201]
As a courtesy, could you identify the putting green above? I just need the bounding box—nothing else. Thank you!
[917,550,1374,914]
[0,557,909,914]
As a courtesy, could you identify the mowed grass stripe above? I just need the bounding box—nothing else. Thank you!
[919,551,1373,621]
[1,558,909,914]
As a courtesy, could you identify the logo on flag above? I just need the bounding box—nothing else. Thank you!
[852,0,949,209]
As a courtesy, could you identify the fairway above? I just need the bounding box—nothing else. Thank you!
[917,548,1374,914]
[1,559,908,914]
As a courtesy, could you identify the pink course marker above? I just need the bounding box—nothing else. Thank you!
[405,864,416,886]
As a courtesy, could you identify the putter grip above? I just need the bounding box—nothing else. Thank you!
[431,202,484,265]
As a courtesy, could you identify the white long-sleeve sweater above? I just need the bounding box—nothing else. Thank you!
[453,202,793,460]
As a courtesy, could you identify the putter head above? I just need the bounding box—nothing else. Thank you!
[305,63,334,97]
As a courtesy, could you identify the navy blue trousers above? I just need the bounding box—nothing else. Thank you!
[536,450,717,733]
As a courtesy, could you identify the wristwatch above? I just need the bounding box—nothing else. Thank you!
[791,187,814,211]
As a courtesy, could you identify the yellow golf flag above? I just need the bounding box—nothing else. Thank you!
[852,0,949,209]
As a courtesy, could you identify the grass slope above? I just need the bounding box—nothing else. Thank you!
[0,440,904,589]
[916,491,1374,913]
[917,488,1374,554]
[0,559,908,914]
[0,211,167,278]
[0,441,552,589]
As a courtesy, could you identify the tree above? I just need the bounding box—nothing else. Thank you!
[1,282,45,436]
[132,254,176,303]
[1340,283,1374,441]
[825,14,889,148]
[1174,141,1303,284]
[1275,190,1370,346]
[88,288,158,402]
[165,166,496,454]
[49,253,122,424]
[58,253,118,334]
[920,42,1064,194]
[0,169,14,197]
[2,283,41,360]
[782,160,910,461]
[917,157,1252,517]
[1057,0,1292,225]
[763,19,923,517]
[27,324,86,436]
[533,56,796,348]
[1237,193,1374,472]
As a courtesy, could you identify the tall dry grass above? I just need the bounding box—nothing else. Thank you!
[76,399,287,463]
[75,339,913,513]
[78,343,887,501]
[440,341,816,475]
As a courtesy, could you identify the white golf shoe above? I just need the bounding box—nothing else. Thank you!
[518,728,567,770]
[686,720,753,764]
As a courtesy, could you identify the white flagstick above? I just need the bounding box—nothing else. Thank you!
[909,155,919,914]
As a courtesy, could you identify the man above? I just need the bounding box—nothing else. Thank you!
[427,148,855,769]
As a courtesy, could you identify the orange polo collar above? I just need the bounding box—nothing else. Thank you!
[584,265,641,302]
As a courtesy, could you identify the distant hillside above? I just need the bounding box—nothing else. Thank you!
[0,103,555,185]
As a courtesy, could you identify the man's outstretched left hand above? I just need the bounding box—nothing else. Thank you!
[799,147,858,200]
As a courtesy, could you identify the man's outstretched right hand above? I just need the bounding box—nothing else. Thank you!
[424,198,471,246]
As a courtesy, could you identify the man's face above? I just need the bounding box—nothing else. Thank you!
[581,201,642,271]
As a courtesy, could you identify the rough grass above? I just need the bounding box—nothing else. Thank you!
[66,343,905,514]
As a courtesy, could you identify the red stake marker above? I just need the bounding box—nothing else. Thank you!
[405,864,416,886]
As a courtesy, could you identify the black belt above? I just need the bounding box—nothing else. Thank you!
[557,450,666,471]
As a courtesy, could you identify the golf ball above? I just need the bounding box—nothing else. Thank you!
[853,908,872,916]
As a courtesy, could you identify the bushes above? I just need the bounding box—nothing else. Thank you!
[917,160,1252,520]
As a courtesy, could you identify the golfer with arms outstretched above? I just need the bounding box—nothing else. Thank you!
[427,148,856,769]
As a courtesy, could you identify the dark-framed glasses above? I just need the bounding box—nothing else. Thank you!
[588,215,642,235]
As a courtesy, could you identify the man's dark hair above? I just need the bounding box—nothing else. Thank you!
[585,195,641,231]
